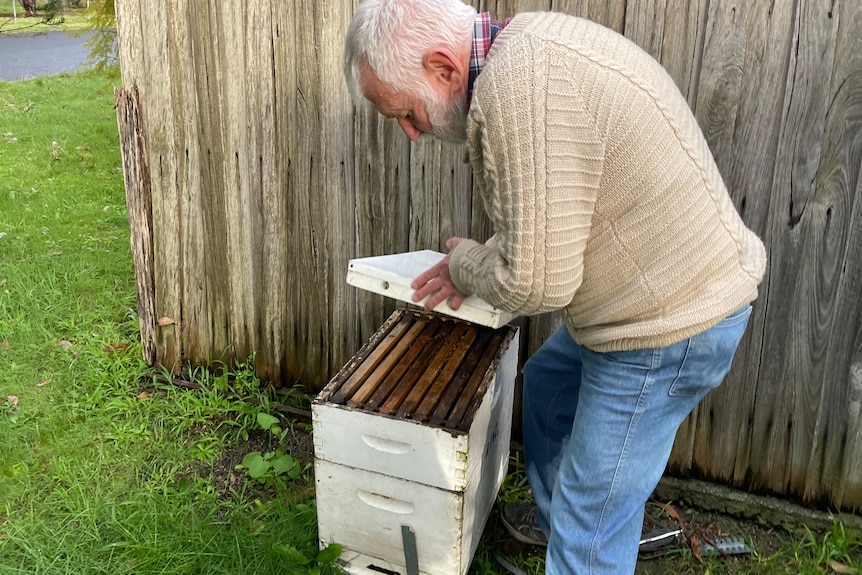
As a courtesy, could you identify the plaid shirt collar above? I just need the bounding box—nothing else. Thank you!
[468,12,511,102]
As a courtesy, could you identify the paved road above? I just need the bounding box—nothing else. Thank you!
[0,30,94,81]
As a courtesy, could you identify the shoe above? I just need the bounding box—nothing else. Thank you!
[501,503,548,547]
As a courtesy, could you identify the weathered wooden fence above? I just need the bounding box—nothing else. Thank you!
[114,0,862,511]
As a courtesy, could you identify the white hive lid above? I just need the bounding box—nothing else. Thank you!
[346,250,516,329]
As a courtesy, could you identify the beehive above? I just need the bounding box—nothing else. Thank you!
[313,309,519,575]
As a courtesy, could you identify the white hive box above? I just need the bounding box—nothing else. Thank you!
[313,309,519,575]
[346,250,517,329]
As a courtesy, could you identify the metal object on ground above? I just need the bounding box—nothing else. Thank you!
[639,529,682,553]
[700,536,753,556]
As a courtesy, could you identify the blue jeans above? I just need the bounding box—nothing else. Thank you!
[522,305,752,574]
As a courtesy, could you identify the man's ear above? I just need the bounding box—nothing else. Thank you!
[422,49,464,92]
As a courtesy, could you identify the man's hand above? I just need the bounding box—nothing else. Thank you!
[411,237,468,311]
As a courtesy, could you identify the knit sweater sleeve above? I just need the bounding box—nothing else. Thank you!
[449,36,605,315]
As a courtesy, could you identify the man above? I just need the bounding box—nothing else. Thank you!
[343,1,767,573]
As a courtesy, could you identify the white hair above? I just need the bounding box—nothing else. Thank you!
[344,0,476,102]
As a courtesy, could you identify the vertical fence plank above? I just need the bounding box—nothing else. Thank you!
[291,0,357,384]
[114,0,155,363]
[738,0,840,500]
[216,0,257,360]
[757,0,842,503]
[667,0,756,478]
[270,0,300,380]
[838,241,862,509]
[659,0,708,107]
[409,141,445,251]
[116,87,156,365]
[823,0,862,509]
[550,0,587,18]
[799,0,862,508]
[291,0,328,385]
[623,0,667,60]
[114,0,143,85]
[321,0,361,375]
[587,0,625,32]
[169,2,209,366]
[137,0,183,371]
[247,1,286,381]
[352,105,409,338]
[189,1,233,364]
[408,141,474,250]
[440,146,475,244]
[689,0,749,172]
[667,0,796,485]
[502,0,550,17]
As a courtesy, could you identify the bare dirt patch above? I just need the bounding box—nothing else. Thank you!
[208,425,315,495]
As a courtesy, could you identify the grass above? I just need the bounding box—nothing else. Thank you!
[0,2,92,34]
[0,69,329,574]
[0,69,860,575]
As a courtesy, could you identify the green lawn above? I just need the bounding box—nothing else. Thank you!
[0,69,859,575]
[0,70,330,575]
[0,1,92,34]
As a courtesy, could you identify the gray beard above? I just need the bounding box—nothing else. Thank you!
[427,95,469,144]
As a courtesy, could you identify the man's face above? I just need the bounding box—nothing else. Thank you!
[361,65,468,143]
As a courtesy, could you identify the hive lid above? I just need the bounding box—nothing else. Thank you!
[346,250,517,329]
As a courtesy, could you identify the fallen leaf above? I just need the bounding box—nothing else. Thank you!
[690,535,704,564]
[0,340,8,351]
[37,379,52,387]
[157,317,175,326]
[137,391,153,400]
[828,559,857,574]
[652,501,685,528]
[6,396,19,408]
[0,279,6,286]
[103,342,130,355]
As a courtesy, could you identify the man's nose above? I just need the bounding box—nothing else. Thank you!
[398,117,421,142]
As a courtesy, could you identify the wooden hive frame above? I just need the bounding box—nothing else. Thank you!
[320,309,515,432]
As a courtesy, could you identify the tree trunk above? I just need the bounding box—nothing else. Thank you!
[20,0,38,17]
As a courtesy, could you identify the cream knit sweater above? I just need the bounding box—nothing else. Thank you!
[448,12,767,352]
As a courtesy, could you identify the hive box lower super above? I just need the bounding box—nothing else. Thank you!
[313,309,519,575]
